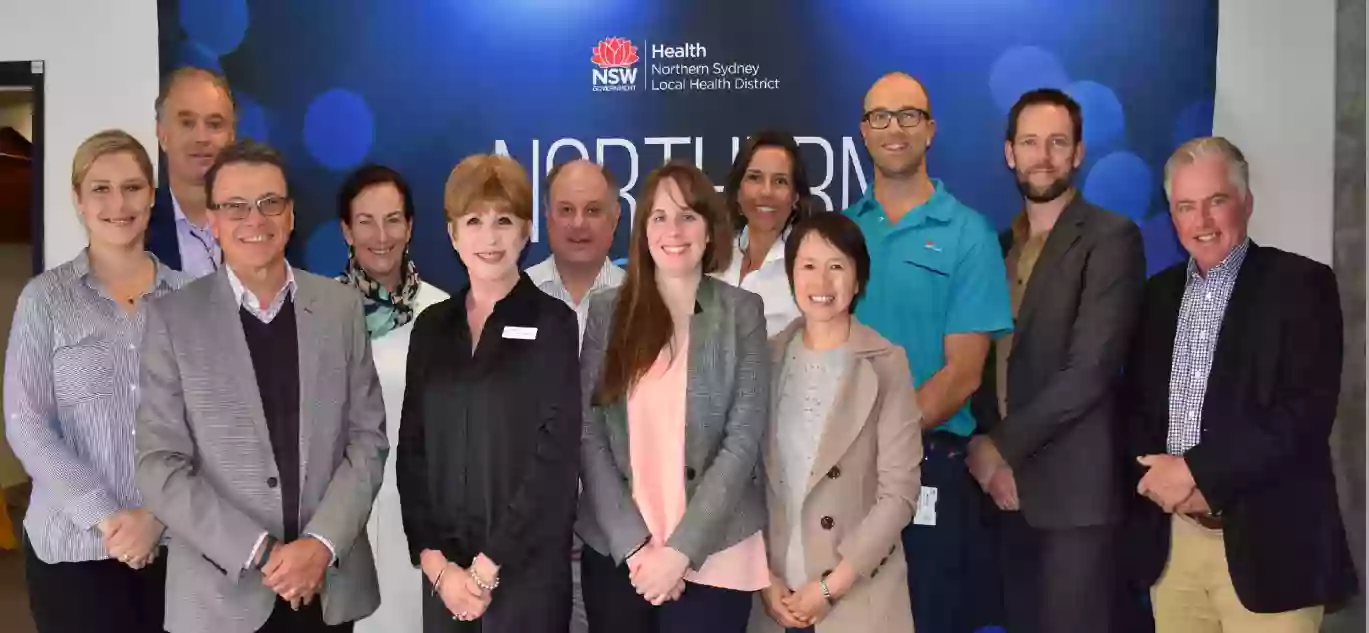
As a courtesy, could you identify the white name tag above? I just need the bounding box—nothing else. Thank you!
[912,486,938,526]
[502,326,538,340]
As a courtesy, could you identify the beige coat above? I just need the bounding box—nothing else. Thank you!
[749,318,922,633]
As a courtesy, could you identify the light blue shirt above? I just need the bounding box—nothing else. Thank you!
[843,179,1012,436]
[172,194,220,278]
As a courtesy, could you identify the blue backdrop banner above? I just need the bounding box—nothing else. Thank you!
[158,0,1217,293]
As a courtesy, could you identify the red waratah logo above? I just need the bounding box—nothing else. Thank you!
[592,37,640,68]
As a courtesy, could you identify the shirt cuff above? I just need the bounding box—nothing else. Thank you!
[244,531,269,570]
[306,532,339,567]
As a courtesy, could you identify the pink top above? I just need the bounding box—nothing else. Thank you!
[626,333,769,591]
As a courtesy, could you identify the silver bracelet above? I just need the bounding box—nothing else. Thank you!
[819,578,834,604]
[431,565,449,596]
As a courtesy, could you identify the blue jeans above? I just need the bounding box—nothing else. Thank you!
[903,432,1005,633]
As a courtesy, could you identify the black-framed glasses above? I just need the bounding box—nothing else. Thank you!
[862,107,932,130]
[210,194,292,221]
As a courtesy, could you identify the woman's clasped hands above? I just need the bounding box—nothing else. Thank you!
[627,541,689,606]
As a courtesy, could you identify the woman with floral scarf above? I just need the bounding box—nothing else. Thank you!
[338,165,450,633]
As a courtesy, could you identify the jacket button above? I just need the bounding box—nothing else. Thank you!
[685,467,696,481]
[827,466,841,479]
[871,568,880,578]
[880,556,888,566]
[266,477,278,488]
[820,516,834,530]
[889,544,896,555]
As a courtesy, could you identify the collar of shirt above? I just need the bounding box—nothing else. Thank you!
[71,248,179,295]
[1186,238,1251,283]
[226,263,298,316]
[527,256,624,306]
[171,191,212,234]
[718,225,787,285]
[848,178,956,227]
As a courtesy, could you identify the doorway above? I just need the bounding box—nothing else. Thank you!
[0,59,43,633]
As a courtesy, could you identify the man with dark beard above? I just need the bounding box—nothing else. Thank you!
[967,88,1146,633]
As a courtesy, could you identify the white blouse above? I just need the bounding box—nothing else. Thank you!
[713,226,801,337]
[354,281,449,633]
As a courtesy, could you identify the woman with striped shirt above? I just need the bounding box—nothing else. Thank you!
[3,130,191,633]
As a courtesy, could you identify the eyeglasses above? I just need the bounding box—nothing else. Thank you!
[862,107,932,130]
[210,194,292,221]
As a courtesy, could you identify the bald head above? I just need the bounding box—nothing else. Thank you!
[861,72,936,179]
[546,159,620,266]
[864,72,932,116]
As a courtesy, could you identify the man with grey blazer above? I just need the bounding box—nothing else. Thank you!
[136,140,387,633]
[968,89,1145,633]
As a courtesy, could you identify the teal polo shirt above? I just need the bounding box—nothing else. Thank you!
[843,179,1012,436]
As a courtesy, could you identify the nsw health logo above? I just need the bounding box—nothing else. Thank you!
[591,37,640,92]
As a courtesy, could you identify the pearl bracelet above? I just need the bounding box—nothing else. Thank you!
[469,567,499,592]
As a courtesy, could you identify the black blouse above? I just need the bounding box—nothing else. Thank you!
[396,274,581,576]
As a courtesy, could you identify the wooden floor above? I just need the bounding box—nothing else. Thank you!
[0,483,34,633]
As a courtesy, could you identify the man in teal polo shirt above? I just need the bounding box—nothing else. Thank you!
[842,72,1012,633]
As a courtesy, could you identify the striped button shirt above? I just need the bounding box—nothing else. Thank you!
[1167,239,1250,455]
[3,251,190,563]
[526,256,625,344]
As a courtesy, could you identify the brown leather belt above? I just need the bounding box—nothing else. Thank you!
[1187,513,1223,530]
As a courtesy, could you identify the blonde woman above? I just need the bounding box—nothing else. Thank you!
[4,129,191,632]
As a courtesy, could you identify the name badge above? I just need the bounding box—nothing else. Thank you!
[502,326,538,340]
[912,486,938,526]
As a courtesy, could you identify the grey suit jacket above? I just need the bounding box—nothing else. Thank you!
[576,277,770,568]
[136,268,388,633]
[973,195,1145,528]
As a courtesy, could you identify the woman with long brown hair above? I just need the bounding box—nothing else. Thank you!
[577,160,771,633]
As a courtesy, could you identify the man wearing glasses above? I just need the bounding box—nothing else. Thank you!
[136,140,387,633]
[842,72,1012,632]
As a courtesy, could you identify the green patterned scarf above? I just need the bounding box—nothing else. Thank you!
[337,250,421,339]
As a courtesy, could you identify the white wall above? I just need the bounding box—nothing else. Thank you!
[1213,0,1337,264]
[0,0,159,269]
[0,91,33,141]
[0,0,1341,270]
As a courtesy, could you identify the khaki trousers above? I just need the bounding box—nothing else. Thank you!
[1151,514,1324,633]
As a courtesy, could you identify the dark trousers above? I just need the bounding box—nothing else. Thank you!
[24,537,167,633]
[581,547,752,633]
[903,432,1003,633]
[997,511,1114,633]
[256,596,353,633]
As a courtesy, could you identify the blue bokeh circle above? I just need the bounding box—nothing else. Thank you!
[303,89,376,172]
[1140,212,1187,276]
[1082,151,1153,221]
[234,92,269,143]
[987,46,1070,114]
[176,40,222,74]
[305,221,349,278]
[1172,98,1215,148]
[179,0,249,56]
[1065,80,1126,149]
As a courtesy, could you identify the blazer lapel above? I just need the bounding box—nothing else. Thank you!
[210,270,274,452]
[1015,198,1087,333]
[806,356,878,494]
[293,275,320,483]
[1205,243,1263,401]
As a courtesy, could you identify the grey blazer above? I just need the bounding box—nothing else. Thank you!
[576,276,770,568]
[973,195,1145,528]
[135,268,388,633]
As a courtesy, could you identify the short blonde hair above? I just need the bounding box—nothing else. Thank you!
[71,129,155,192]
[443,154,533,225]
[1163,136,1250,201]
